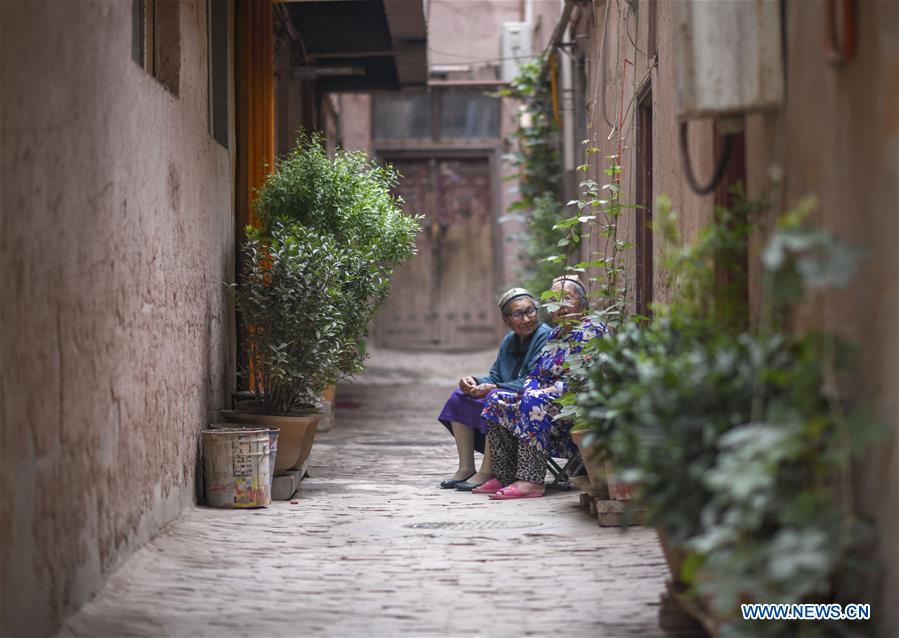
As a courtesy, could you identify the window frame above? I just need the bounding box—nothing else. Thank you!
[132,0,180,96]
[371,86,502,145]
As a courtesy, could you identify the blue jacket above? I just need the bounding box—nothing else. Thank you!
[475,323,552,392]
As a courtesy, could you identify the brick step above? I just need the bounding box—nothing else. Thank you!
[578,491,646,527]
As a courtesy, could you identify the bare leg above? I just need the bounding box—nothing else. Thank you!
[449,421,476,481]
[468,437,494,484]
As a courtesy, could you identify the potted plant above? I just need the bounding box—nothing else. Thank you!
[226,133,421,476]
[569,424,607,495]
[252,131,422,378]
[224,222,349,473]
[574,197,877,635]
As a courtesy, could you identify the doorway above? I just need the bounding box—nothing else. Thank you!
[374,156,500,350]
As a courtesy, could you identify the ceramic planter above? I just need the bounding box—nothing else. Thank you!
[656,529,726,636]
[604,460,635,500]
[220,409,323,474]
[570,429,608,493]
[655,529,686,583]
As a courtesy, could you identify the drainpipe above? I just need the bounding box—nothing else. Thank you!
[560,0,575,177]
[535,0,575,89]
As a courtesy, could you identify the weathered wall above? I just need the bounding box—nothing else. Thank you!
[576,0,715,304]
[338,94,372,152]
[428,0,520,71]
[0,2,235,636]
[745,2,898,633]
[578,0,897,634]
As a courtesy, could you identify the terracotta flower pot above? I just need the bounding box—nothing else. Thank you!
[220,409,323,474]
[604,459,635,500]
[656,529,728,635]
[570,429,608,493]
[655,529,687,584]
[315,398,334,433]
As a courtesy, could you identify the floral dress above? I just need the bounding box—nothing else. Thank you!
[481,317,605,458]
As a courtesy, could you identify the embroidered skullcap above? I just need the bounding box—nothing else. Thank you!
[497,287,534,313]
[552,276,587,298]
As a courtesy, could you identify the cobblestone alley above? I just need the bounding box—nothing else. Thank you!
[61,349,671,637]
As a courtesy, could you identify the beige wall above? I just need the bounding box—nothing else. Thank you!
[0,2,235,636]
[428,0,520,72]
[745,2,898,632]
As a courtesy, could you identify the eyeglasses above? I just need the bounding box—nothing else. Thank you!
[504,306,537,321]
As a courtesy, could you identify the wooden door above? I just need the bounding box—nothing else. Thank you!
[374,157,500,350]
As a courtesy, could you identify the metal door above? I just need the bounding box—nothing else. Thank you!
[374,157,500,350]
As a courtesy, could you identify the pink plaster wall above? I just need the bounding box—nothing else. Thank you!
[579,1,897,633]
[338,94,373,153]
[577,0,715,304]
[0,2,235,636]
[428,0,520,72]
[745,2,898,632]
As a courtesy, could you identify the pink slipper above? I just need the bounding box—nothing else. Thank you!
[489,485,544,500]
[471,478,505,494]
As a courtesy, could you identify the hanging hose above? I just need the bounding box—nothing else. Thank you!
[679,120,735,196]
[549,51,561,128]
[825,0,857,67]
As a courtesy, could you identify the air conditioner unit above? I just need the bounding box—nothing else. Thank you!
[500,22,533,82]
[674,0,784,119]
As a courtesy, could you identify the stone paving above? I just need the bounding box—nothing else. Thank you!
[61,348,673,638]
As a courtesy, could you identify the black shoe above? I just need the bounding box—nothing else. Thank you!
[440,478,466,489]
[454,481,483,491]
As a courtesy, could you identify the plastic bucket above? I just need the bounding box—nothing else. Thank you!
[202,428,272,508]
[209,423,279,493]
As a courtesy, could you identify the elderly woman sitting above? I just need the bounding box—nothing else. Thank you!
[437,288,552,490]
[473,277,604,499]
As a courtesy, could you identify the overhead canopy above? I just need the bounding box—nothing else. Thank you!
[281,0,428,91]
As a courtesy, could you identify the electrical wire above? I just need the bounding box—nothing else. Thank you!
[426,47,542,65]
[624,1,648,58]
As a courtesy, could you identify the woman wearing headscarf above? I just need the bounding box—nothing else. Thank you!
[437,287,552,490]
[474,277,604,499]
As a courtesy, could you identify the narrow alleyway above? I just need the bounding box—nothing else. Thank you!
[61,349,670,637]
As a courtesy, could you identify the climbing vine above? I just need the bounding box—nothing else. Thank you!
[495,56,564,295]
[543,148,633,329]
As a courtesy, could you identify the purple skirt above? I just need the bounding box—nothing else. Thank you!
[438,388,502,454]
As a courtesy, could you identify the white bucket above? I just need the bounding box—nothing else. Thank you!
[202,428,272,508]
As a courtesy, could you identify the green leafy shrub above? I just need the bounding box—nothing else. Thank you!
[522,193,567,294]
[254,132,420,267]
[232,223,350,414]
[232,133,421,414]
[251,132,421,378]
[574,195,877,635]
[495,57,564,295]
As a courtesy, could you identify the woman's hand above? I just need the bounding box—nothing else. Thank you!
[459,376,478,395]
[469,383,496,399]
